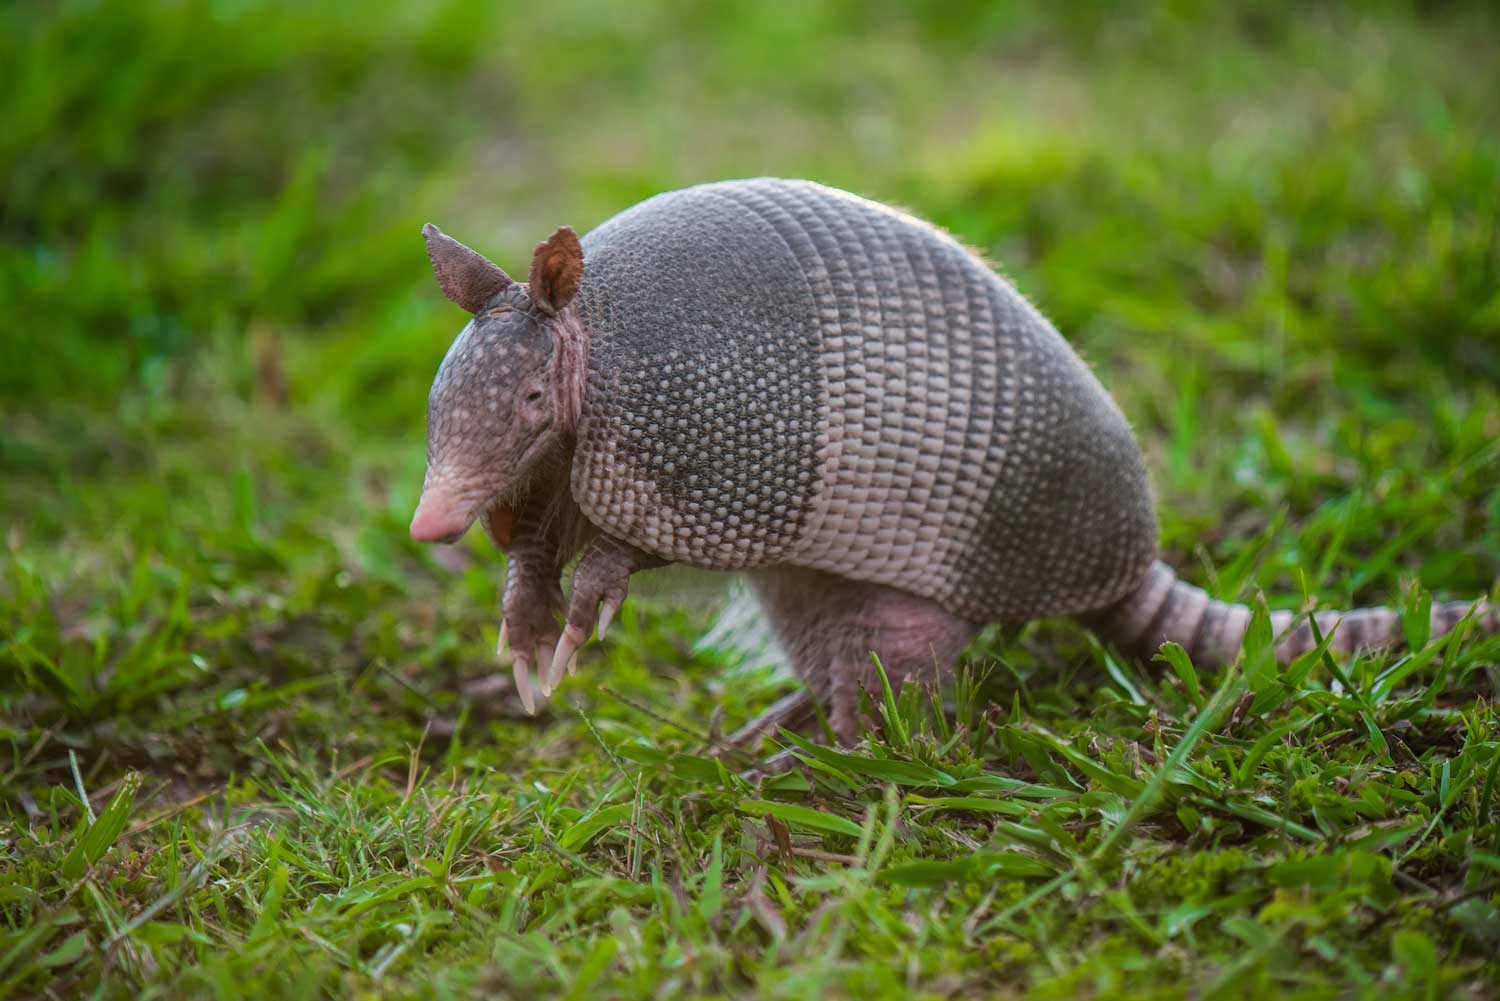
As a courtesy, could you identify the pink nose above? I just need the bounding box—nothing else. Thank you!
[409,495,470,544]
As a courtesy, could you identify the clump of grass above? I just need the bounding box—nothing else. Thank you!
[4,1,1500,996]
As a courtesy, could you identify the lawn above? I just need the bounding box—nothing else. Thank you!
[4,2,1500,997]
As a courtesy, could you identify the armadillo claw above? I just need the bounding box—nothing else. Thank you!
[598,599,622,641]
[512,655,537,715]
[496,621,508,657]
[548,625,588,691]
[535,642,556,697]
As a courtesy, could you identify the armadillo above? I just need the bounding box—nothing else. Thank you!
[409,177,1497,739]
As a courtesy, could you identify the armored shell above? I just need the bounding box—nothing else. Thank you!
[571,178,1157,624]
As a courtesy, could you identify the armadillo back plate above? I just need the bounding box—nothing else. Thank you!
[573,178,1157,623]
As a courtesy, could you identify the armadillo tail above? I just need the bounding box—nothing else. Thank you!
[1082,561,1498,667]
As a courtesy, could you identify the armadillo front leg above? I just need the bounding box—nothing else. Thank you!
[499,527,566,715]
[544,533,667,691]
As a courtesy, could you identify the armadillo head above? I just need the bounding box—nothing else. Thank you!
[410,223,586,548]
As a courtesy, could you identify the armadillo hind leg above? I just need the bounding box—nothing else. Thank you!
[747,566,982,746]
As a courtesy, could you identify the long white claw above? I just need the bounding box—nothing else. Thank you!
[496,621,508,657]
[598,599,622,641]
[550,627,584,691]
[535,642,556,697]
[513,658,536,715]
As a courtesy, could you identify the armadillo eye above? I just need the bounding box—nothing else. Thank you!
[525,388,544,404]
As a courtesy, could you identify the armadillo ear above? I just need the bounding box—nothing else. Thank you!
[528,226,584,316]
[422,223,513,313]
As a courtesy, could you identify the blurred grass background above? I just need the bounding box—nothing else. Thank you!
[4,1,1500,997]
[4,0,1498,582]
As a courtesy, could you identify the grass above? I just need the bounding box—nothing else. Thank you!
[4,0,1500,996]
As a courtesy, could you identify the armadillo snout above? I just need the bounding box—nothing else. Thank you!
[410,491,473,544]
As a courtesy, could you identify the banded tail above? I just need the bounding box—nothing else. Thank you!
[1085,561,1498,666]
